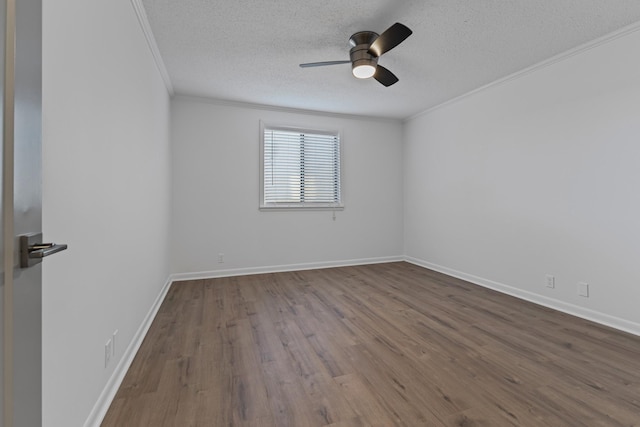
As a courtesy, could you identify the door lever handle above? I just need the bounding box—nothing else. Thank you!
[28,243,68,259]
[19,233,68,268]
[30,243,55,250]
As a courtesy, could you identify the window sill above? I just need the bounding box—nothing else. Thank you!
[260,204,344,212]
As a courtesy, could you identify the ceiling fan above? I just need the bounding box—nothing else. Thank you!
[299,22,412,87]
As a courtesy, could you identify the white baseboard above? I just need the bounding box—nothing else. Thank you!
[84,253,638,427]
[83,276,173,427]
[170,256,404,282]
[83,256,402,426]
[404,256,640,337]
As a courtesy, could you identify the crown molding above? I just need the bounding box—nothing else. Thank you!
[129,0,174,95]
[406,19,640,122]
[172,94,403,124]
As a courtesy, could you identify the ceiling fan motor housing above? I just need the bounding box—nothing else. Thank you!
[299,24,410,86]
[349,31,379,76]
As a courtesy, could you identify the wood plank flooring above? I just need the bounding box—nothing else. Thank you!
[101,262,640,426]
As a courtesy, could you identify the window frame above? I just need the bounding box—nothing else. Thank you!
[259,121,344,211]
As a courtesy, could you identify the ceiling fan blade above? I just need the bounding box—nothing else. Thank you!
[373,65,399,87]
[368,22,412,57]
[299,60,351,68]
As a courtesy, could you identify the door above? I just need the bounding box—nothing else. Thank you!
[2,0,62,426]
[0,1,5,423]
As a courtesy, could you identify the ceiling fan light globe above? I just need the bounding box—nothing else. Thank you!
[350,43,378,79]
[352,64,376,79]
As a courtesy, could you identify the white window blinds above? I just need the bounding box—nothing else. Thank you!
[261,125,342,209]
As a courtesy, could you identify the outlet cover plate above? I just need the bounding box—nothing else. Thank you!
[545,274,555,288]
[578,282,589,297]
[105,339,113,367]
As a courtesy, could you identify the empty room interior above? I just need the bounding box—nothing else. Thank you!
[11,0,640,426]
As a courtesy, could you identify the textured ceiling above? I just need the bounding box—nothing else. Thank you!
[141,0,640,119]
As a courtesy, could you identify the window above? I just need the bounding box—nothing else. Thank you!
[260,122,342,209]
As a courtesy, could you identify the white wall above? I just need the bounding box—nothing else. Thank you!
[171,98,404,276]
[37,3,640,423]
[404,28,640,334]
[42,1,171,426]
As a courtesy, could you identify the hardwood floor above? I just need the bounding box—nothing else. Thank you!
[101,262,640,426]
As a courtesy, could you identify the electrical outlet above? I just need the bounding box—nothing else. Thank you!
[545,274,555,289]
[218,253,224,263]
[105,338,113,368]
[578,282,589,297]
[112,330,118,358]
